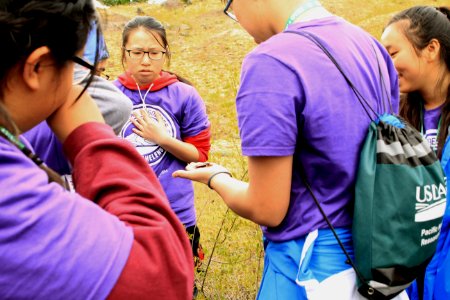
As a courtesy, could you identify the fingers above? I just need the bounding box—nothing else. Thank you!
[172,170,189,179]
[172,162,229,186]
[133,109,161,126]
[131,110,152,128]
[186,162,214,171]
[172,162,213,181]
[140,108,148,116]
[140,108,152,123]
[132,111,144,121]
[130,116,141,127]
[155,111,164,124]
[172,169,205,183]
[132,127,144,136]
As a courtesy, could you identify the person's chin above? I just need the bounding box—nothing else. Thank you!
[254,36,268,44]
[398,79,407,93]
[399,84,413,94]
[137,75,155,85]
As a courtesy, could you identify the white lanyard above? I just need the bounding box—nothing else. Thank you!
[135,82,154,110]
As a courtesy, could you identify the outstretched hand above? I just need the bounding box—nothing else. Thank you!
[173,162,230,186]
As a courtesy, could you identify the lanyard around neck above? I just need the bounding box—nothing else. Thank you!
[0,126,39,162]
[136,82,154,111]
[285,0,322,29]
[0,126,68,188]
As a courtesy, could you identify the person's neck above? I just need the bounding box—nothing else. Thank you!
[422,70,450,110]
[291,6,332,24]
[289,0,332,24]
[276,0,332,32]
[3,83,38,133]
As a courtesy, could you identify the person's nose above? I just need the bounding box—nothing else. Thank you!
[141,53,152,65]
[392,58,401,72]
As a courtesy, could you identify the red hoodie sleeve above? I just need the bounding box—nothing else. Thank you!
[182,127,211,162]
[63,122,193,300]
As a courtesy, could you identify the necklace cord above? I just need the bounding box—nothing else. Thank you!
[285,0,322,29]
[0,126,67,189]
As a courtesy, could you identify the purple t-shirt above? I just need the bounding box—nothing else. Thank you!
[423,106,442,152]
[0,136,133,299]
[114,81,210,227]
[236,16,399,242]
[22,121,71,174]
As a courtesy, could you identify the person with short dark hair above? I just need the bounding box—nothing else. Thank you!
[174,0,400,298]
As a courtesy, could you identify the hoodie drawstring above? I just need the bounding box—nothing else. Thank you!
[136,82,154,110]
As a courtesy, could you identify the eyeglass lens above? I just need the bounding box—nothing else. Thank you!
[126,50,165,60]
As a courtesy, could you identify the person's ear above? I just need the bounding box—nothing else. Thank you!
[22,46,52,90]
[423,39,441,63]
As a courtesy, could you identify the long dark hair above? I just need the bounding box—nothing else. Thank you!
[121,16,192,85]
[0,0,97,134]
[387,6,450,158]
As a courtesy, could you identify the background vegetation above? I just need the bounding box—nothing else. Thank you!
[99,0,448,298]
[103,0,145,6]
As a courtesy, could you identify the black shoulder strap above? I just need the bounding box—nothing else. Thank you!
[285,30,393,121]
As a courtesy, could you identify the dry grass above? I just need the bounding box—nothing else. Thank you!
[100,1,448,298]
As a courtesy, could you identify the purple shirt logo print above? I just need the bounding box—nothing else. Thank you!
[120,104,176,166]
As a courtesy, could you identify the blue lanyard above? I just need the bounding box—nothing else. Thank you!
[284,0,322,29]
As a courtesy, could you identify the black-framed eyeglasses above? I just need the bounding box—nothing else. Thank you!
[71,56,110,80]
[124,49,166,61]
[72,55,95,71]
[223,0,237,22]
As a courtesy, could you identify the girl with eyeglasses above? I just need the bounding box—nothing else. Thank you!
[114,16,211,283]
[381,6,450,300]
[0,0,193,298]
[174,0,401,299]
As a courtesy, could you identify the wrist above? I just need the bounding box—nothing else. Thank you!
[207,171,232,190]
[155,133,170,147]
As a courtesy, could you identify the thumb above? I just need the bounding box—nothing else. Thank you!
[172,170,189,179]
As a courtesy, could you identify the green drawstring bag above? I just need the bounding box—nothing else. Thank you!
[353,114,446,298]
[286,30,447,299]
